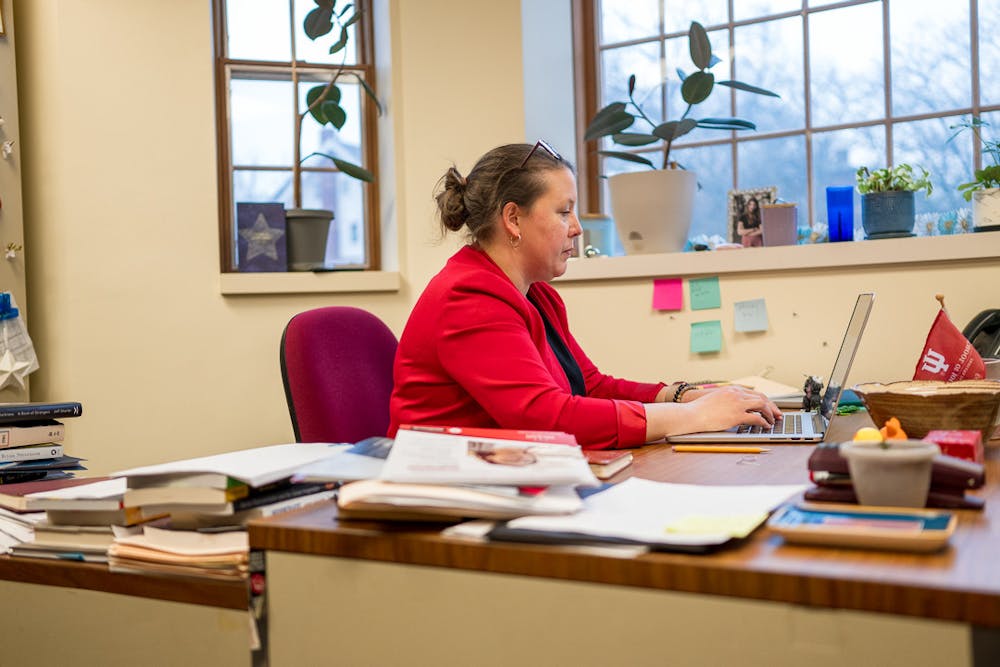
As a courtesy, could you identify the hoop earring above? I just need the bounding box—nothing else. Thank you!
[508,234,522,248]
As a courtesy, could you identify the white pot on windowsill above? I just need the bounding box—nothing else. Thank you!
[972,187,1000,231]
[607,169,697,255]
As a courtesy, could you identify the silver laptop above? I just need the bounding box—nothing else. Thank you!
[668,292,874,444]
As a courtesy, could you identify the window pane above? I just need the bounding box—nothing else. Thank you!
[662,0,728,34]
[737,135,807,209]
[293,0,359,65]
[231,77,295,166]
[733,0,800,22]
[891,0,970,116]
[600,0,660,43]
[226,0,292,61]
[233,169,294,209]
[301,172,367,266]
[809,4,884,127]
[981,0,1000,106]
[893,115,973,218]
[812,126,886,232]
[673,143,733,239]
[733,16,804,133]
[299,79,364,166]
[601,42,663,135]
[667,29,730,129]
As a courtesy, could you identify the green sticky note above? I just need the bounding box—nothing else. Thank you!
[689,277,721,310]
[691,320,722,353]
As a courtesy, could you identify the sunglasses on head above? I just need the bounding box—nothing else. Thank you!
[519,139,563,169]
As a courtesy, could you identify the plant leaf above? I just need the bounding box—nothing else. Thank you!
[322,101,347,129]
[304,7,335,40]
[352,74,383,115]
[597,150,655,167]
[306,85,331,123]
[628,74,636,96]
[675,68,687,81]
[584,109,634,141]
[329,27,349,54]
[611,132,658,146]
[688,22,712,70]
[343,11,361,29]
[332,157,375,182]
[708,54,722,69]
[717,80,780,98]
[681,71,714,105]
[652,119,697,140]
[338,3,354,17]
[590,102,627,125]
[697,117,756,130]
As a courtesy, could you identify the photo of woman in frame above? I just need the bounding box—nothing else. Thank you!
[728,187,777,246]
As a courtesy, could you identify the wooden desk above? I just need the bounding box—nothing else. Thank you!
[250,414,1000,666]
[0,555,250,666]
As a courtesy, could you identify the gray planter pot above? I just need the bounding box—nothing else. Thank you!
[860,190,915,239]
[840,440,940,507]
[285,208,333,271]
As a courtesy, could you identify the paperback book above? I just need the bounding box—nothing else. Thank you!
[584,450,633,480]
[0,420,65,449]
[0,402,83,424]
[0,444,64,464]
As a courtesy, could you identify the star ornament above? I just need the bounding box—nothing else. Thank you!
[0,349,31,391]
[240,213,285,262]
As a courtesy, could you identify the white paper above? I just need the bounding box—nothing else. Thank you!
[112,442,341,488]
[26,478,126,501]
[292,445,384,482]
[506,478,806,547]
[381,429,598,487]
[339,480,582,517]
[113,525,248,556]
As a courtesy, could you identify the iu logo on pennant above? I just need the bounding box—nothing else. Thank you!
[919,349,950,376]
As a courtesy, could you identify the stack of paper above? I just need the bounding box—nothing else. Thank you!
[108,525,249,581]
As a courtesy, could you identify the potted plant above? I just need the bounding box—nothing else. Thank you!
[286,0,382,270]
[855,164,933,240]
[951,117,1000,232]
[584,21,779,254]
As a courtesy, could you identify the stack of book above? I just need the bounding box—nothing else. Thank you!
[0,401,86,484]
[106,442,342,578]
[325,426,599,521]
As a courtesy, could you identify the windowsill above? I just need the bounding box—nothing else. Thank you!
[556,231,1000,282]
[220,270,401,295]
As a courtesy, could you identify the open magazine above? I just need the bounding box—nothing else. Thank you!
[381,428,598,487]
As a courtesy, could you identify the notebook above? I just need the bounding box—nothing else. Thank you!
[668,292,874,444]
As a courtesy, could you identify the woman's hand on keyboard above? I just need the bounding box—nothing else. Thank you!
[684,386,782,433]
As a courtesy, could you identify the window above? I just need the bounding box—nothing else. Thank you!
[578,0,999,246]
[213,0,380,271]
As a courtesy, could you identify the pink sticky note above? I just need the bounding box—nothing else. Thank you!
[653,278,683,311]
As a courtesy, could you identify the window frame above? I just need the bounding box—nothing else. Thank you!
[573,0,999,231]
[212,0,381,273]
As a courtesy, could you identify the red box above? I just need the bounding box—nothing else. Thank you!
[922,430,984,464]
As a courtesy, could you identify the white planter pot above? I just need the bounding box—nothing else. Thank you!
[972,187,1000,230]
[840,440,940,508]
[608,170,697,254]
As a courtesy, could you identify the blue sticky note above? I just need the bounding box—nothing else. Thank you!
[691,320,723,353]
[689,277,721,310]
[734,298,769,332]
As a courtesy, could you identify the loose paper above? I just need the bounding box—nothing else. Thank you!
[691,320,723,353]
[689,277,721,310]
[734,298,769,332]
[652,278,683,311]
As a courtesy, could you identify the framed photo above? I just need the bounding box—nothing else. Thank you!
[728,187,777,246]
[236,202,287,272]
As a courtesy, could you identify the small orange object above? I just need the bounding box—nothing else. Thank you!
[879,417,908,440]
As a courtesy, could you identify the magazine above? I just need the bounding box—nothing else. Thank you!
[380,428,598,487]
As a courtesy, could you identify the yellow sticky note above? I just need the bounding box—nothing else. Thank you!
[664,512,768,538]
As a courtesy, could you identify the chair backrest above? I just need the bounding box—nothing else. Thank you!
[280,306,398,443]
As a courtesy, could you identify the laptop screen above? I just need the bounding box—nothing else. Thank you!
[819,293,875,420]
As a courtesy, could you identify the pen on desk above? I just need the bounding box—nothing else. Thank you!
[671,445,770,454]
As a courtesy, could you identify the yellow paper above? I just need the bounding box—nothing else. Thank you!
[664,512,769,538]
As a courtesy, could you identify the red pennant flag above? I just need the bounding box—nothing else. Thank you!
[913,309,986,381]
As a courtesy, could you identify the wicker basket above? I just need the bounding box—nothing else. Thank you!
[853,380,1000,440]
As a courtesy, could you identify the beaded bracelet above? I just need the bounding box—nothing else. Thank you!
[671,381,693,403]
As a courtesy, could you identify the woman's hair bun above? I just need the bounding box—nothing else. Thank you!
[436,166,469,231]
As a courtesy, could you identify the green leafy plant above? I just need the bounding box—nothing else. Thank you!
[949,117,1000,201]
[584,21,780,170]
[855,164,933,197]
[293,0,382,207]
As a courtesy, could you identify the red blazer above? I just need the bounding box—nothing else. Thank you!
[388,246,665,449]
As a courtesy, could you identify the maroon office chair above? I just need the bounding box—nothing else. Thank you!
[280,306,398,443]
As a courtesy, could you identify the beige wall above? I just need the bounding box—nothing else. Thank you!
[13,0,1000,474]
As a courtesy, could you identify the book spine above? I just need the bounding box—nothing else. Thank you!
[232,482,336,511]
[0,422,66,449]
[0,470,48,484]
[0,444,64,463]
[0,404,82,424]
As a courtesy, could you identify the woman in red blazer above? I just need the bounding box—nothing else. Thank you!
[388,143,779,449]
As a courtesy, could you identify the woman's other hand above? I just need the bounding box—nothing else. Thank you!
[679,385,781,433]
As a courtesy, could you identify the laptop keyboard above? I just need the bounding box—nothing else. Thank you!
[737,413,803,435]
